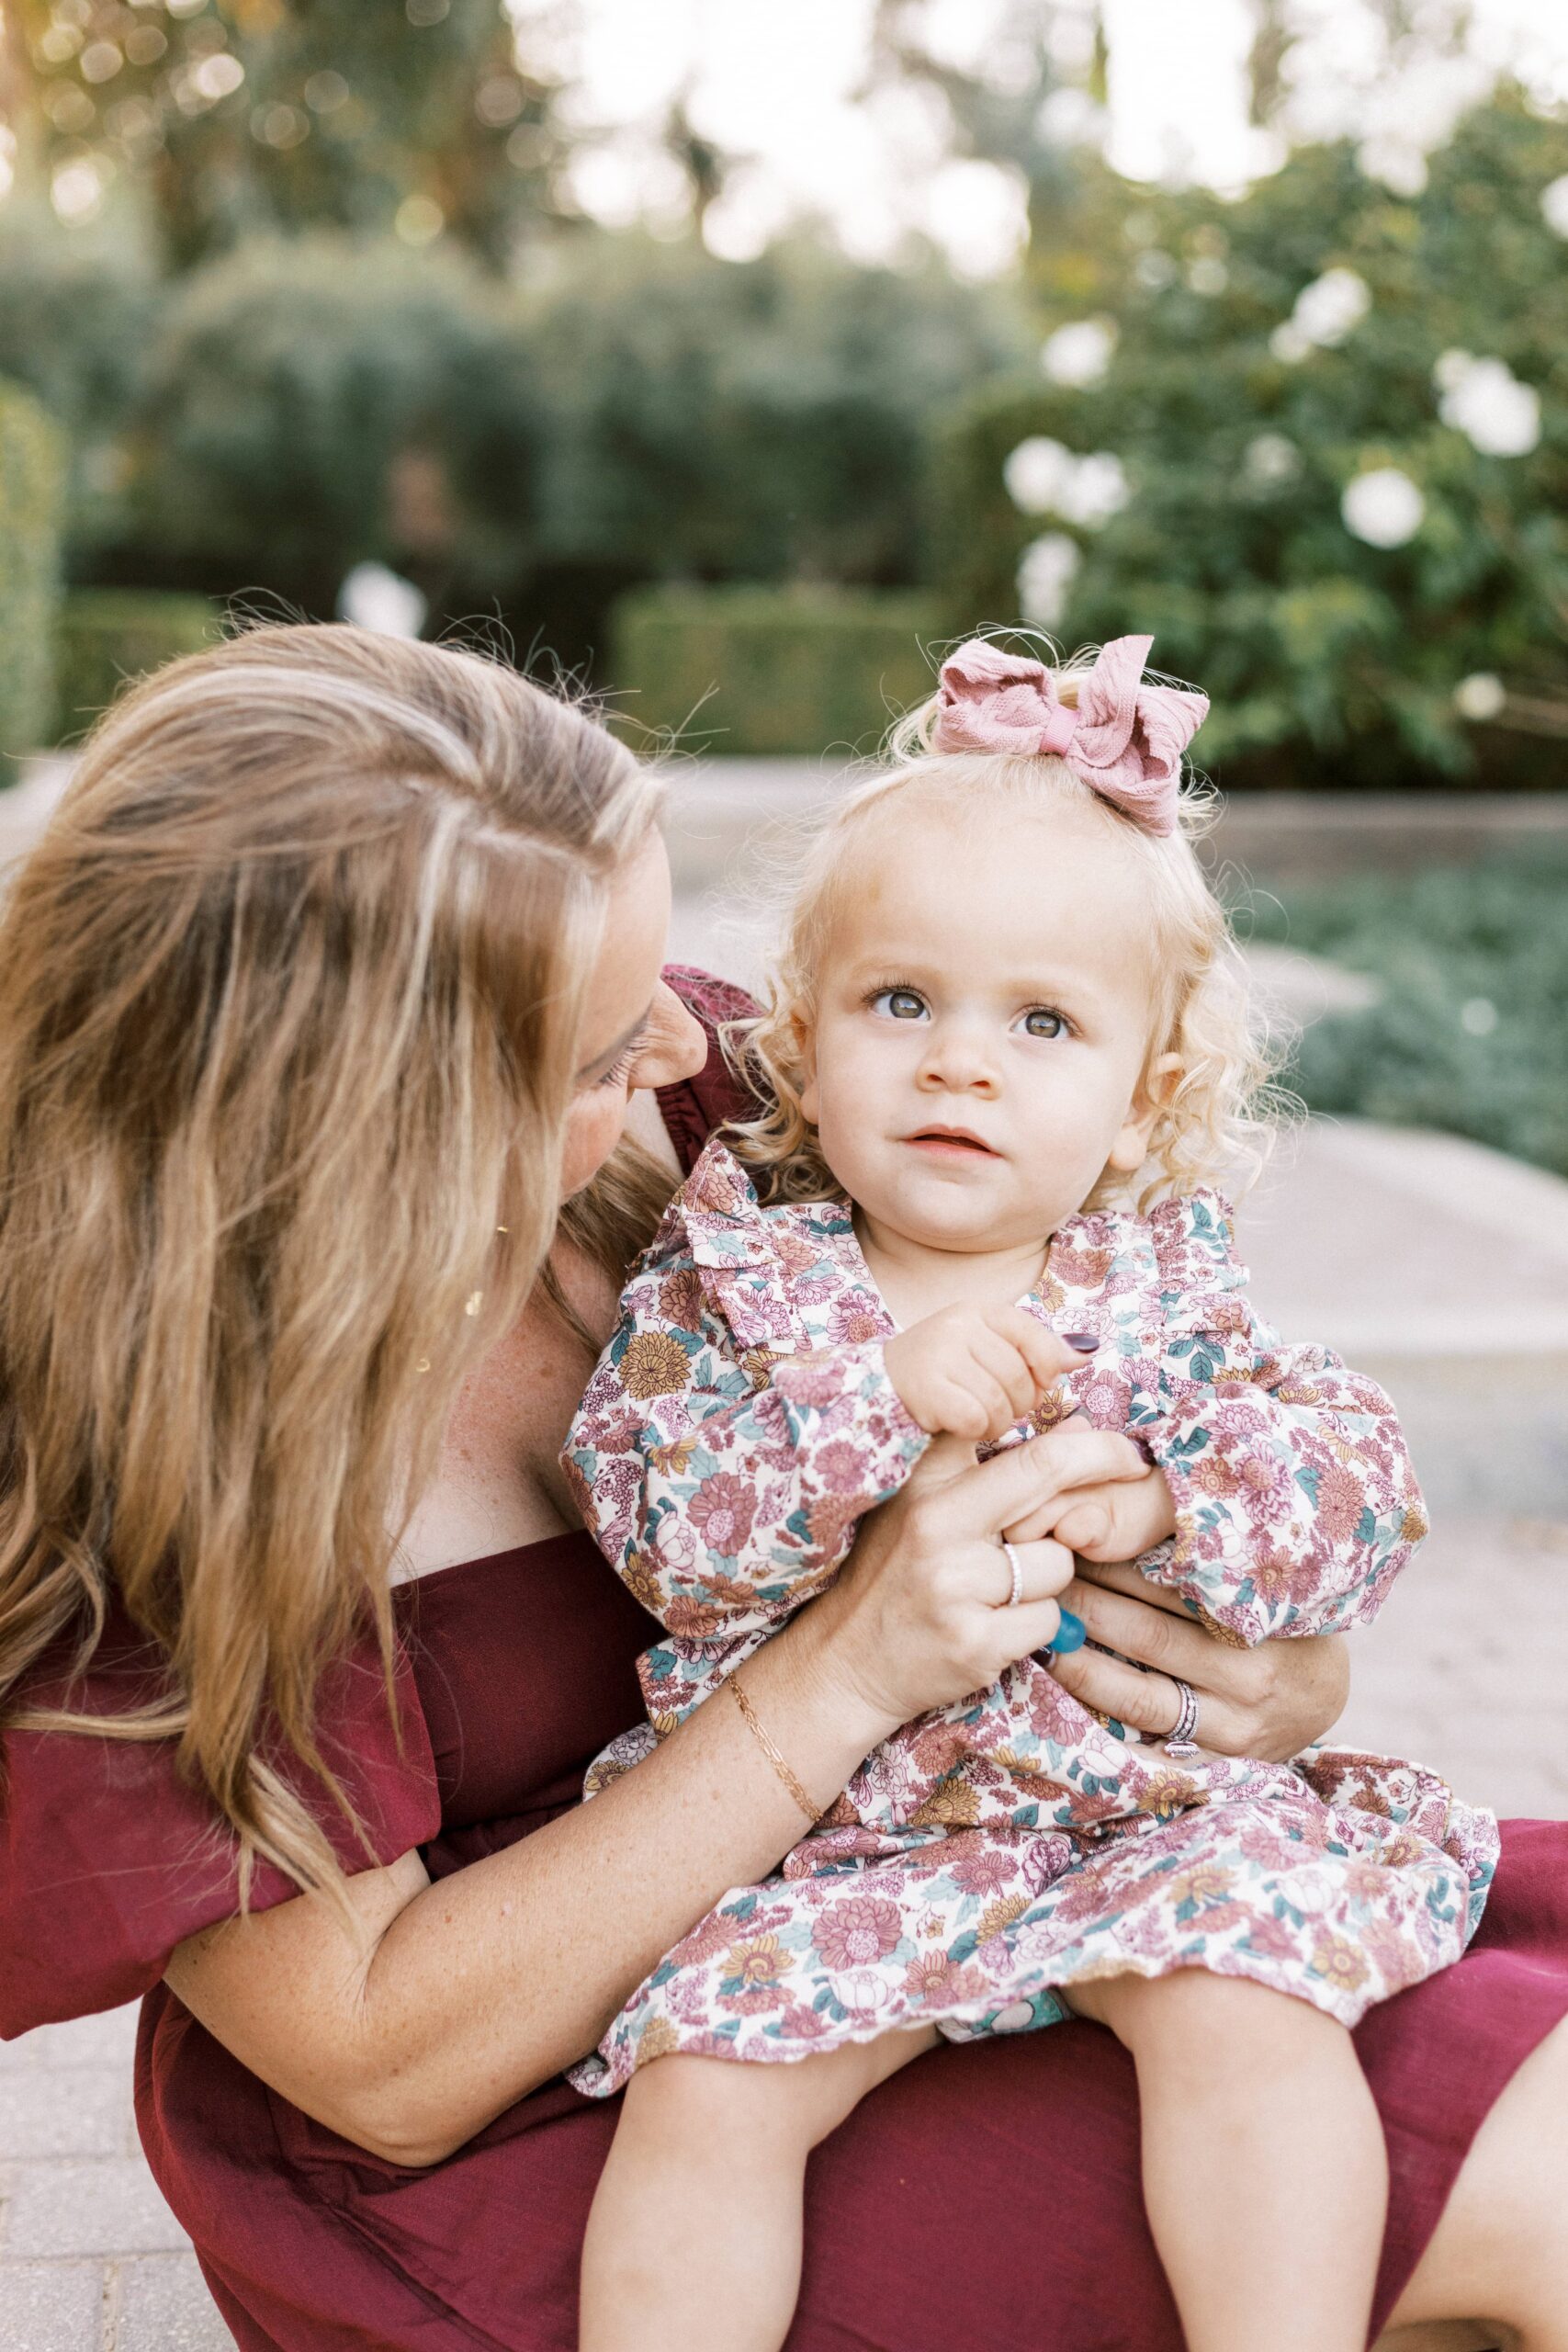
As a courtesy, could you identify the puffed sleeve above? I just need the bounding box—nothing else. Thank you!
[654,966,761,1175]
[0,1604,439,2039]
[1131,1188,1428,1645]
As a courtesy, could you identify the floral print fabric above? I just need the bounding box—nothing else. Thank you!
[563,1140,1497,2094]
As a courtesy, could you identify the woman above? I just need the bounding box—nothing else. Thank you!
[0,625,1563,2352]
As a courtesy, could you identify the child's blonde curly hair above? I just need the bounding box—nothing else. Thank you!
[725,642,1287,1217]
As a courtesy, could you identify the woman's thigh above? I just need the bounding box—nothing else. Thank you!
[1375,2011,1568,2350]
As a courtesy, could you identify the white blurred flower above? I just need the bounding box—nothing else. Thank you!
[1004,436,1077,515]
[1269,322,1312,367]
[1243,432,1301,488]
[1357,138,1427,198]
[1341,468,1425,549]
[51,159,106,224]
[1187,255,1229,296]
[1066,451,1131,527]
[1435,355,1540,458]
[338,563,427,638]
[1459,997,1498,1036]
[1040,319,1116,388]
[395,195,446,248]
[1017,533,1080,628]
[1005,440,1128,528]
[1541,175,1568,240]
[1454,672,1506,722]
[1291,267,1371,349]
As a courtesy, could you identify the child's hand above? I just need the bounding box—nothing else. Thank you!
[1000,1414,1178,1559]
[884,1306,1077,1443]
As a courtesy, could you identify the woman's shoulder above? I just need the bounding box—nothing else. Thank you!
[0,1603,438,2040]
[655,966,761,1177]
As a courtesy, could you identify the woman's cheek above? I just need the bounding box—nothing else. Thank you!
[560,1089,625,1198]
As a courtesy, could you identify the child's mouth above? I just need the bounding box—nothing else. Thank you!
[904,1127,998,1158]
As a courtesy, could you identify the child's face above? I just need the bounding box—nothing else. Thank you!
[799,797,1171,1254]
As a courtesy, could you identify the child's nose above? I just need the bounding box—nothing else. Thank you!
[917,1023,998,1094]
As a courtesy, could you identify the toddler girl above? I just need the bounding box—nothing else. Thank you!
[564,636,1496,2352]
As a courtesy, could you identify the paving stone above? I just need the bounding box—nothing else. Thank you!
[3,2163,188,2261]
[0,2009,138,2076]
[114,2254,231,2351]
[0,2071,130,2162]
[0,2260,105,2351]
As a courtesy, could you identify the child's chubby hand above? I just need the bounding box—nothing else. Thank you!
[1000,1412,1179,1562]
[883,1305,1085,1445]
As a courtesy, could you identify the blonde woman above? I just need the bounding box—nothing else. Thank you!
[0,622,1563,2352]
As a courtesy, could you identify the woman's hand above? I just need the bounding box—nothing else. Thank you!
[1047,1558,1350,1763]
[815,1424,1146,1735]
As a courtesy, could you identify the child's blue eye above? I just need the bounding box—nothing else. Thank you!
[1017,1007,1068,1040]
[871,988,929,1022]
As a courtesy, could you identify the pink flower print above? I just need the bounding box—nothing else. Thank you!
[1360,1918,1422,1991]
[776,1228,824,1274]
[1315,1456,1369,1544]
[806,1492,861,1554]
[774,1999,829,2042]
[792,1272,840,1306]
[1235,1450,1295,1521]
[948,1839,1019,1899]
[1215,1398,1269,1440]
[815,1437,874,1494]
[825,1298,887,1347]
[687,1471,757,1557]
[771,1361,848,1408]
[657,1263,705,1329]
[813,1893,905,1973]
[1242,1912,1301,1964]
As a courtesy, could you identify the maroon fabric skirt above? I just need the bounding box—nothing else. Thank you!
[139,1816,1568,2352]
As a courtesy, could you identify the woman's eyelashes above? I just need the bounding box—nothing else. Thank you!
[591,1028,649,1091]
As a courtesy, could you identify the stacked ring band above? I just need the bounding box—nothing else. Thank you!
[1164,1677,1201,1758]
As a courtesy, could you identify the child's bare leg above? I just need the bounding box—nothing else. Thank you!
[581,2024,938,2352]
[1072,1970,1386,2352]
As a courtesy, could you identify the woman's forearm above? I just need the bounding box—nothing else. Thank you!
[167,1590,897,2166]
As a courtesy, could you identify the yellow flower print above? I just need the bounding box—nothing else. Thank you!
[726,1934,789,1989]
[620,1330,692,1399]
[1310,1931,1369,1992]
[910,1777,982,1830]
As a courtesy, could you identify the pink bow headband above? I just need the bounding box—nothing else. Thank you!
[931,634,1208,837]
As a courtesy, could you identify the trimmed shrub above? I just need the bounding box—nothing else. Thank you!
[609,585,945,758]
[1253,841,1568,1177]
[53,589,220,743]
[0,380,66,763]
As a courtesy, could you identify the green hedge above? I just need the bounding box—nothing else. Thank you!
[0,380,65,763]
[54,589,220,744]
[609,585,945,757]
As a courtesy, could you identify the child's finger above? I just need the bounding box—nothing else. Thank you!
[986,1308,1088,1397]
[964,1328,1043,1424]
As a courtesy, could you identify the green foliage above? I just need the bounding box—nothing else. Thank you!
[114,234,544,621]
[1252,842,1568,1175]
[15,0,558,268]
[54,589,220,745]
[610,584,944,757]
[0,380,66,763]
[937,95,1568,788]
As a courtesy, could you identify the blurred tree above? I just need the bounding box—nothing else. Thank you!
[6,0,575,267]
[936,88,1568,788]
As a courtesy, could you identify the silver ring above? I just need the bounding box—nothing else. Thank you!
[1164,1677,1201,1758]
[999,1539,1024,1608]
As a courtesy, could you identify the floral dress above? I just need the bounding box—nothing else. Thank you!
[563,1138,1497,2095]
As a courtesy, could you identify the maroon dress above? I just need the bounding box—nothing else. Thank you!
[4,970,1567,2352]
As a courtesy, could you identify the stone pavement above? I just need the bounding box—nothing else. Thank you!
[2,759,1565,2347]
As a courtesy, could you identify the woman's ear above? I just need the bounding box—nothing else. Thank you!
[1106,1052,1182,1174]
[791,1008,820,1125]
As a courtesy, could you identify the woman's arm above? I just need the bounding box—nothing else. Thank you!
[165,1429,1091,2168]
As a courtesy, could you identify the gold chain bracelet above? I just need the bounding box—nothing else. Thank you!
[728,1675,819,1825]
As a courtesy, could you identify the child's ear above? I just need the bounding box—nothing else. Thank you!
[791,1008,820,1125]
[1106,1052,1182,1175]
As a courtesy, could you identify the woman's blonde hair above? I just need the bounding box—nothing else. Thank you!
[0,622,665,1909]
[729,645,1282,1215]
